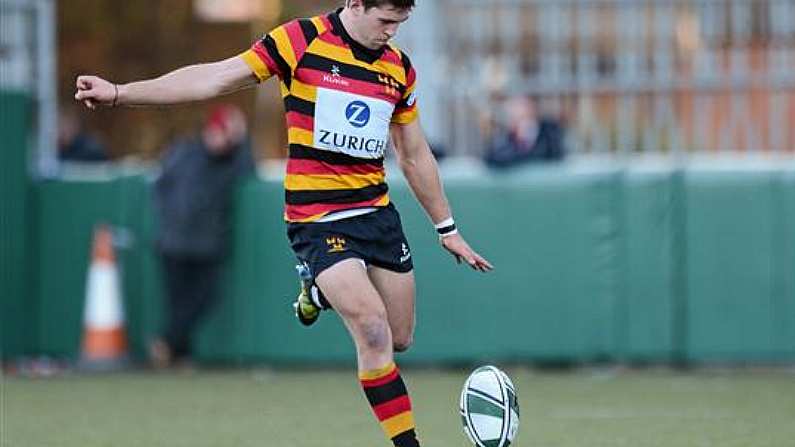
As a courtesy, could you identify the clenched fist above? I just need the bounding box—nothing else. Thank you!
[74,76,118,110]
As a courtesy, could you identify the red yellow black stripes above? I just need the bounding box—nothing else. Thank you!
[287,157,383,176]
[284,194,389,222]
[393,51,418,124]
[285,183,388,206]
[359,363,420,447]
[241,9,419,222]
[285,171,385,191]
[284,143,389,221]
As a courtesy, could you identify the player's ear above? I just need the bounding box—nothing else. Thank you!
[348,0,364,14]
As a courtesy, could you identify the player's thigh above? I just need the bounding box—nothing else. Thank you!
[316,258,389,332]
[368,266,415,349]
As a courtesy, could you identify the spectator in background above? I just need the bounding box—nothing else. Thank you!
[57,106,110,162]
[149,104,255,368]
[483,96,565,168]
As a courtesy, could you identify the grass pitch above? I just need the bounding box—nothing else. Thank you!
[2,367,795,447]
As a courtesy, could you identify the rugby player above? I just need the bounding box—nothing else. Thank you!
[75,1,492,445]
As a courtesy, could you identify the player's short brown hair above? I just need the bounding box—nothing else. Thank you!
[357,0,415,10]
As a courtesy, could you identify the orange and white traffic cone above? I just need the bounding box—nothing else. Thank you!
[80,224,128,369]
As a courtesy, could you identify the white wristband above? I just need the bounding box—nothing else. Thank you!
[434,217,455,229]
[438,228,459,238]
[435,217,457,237]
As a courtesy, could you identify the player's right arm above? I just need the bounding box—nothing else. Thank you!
[76,18,301,110]
[74,55,258,109]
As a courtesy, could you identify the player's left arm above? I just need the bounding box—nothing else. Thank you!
[390,120,493,272]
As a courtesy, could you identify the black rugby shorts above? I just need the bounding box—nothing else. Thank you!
[287,203,414,278]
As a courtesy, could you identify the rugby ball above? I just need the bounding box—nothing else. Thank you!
[459,365,520,447]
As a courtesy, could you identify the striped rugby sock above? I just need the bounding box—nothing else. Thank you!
[359,362,420,447]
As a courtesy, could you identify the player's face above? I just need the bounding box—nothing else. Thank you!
[356,5,411,49]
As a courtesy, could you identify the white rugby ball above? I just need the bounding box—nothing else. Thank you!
[459,365,520,447]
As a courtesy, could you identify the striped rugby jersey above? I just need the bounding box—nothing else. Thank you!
[240,9,419,223]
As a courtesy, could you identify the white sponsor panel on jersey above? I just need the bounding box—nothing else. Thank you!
[314,87,393,159]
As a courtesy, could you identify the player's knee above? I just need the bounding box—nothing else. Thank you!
[354,313,390,352]
[393,334,413,353]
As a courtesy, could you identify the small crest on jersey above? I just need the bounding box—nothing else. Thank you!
[323,65,350,87]
[378,74,400,98]
[326,236,347,253]
[406,92,417,107]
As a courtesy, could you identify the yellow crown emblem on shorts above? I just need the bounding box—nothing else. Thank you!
[326,237,347,253]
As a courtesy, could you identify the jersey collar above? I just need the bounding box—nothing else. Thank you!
[328,8,385,64]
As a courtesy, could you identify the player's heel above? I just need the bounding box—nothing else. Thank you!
[292,263,325,326]
[294,289,320,326]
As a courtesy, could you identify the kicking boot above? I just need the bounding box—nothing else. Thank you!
[293,263,323,326]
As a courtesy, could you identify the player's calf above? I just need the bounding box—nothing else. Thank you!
[389,316,415,353]
[360,362,421,447]
[392,335,413,353]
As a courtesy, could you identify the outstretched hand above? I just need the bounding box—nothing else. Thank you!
[74,76,117,110]
[440,233,493,272]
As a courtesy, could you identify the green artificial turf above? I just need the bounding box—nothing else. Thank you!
[2,368,794,447]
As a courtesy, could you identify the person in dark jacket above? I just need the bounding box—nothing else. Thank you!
[483,96,565,168]
[57,106,110,162]
[150,104,255,368]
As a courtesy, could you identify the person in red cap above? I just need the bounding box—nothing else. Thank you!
[150,104,255,368]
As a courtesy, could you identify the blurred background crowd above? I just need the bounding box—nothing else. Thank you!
[8,0,793,173]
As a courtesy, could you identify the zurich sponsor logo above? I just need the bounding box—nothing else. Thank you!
[345,101,371,128]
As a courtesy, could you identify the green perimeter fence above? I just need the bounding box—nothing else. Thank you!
[3,92,795,364]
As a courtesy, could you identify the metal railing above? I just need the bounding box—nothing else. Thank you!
[399,0,795,157]
[1,0,56,174]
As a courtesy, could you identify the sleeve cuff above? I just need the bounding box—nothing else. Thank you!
[239,50,270,82]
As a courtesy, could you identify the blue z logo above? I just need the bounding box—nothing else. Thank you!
[345,101,371,128]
